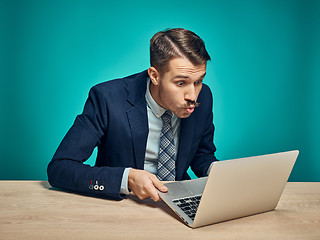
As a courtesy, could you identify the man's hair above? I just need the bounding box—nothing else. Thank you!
[150,28,211,73]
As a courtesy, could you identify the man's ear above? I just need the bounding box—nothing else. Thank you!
[148,67,160,86]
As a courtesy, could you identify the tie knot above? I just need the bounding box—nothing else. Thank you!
[161,110,173,124]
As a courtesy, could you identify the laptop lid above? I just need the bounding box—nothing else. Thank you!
[159,150,299,228]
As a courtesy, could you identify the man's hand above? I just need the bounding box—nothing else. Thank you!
[128,169,168,201]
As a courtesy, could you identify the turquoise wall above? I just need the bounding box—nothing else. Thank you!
[1,0,319,181]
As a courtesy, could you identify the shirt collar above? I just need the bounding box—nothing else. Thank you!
[145,78,167,119]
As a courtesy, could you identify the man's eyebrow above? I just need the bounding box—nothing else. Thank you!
[173,73,206,80]
[173,75,190,79]
[199,73,206,79]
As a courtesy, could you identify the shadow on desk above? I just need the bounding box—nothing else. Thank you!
[39,180,183,224]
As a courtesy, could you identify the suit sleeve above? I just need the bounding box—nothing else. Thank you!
[47,86,125,200]
[190,85,219,177]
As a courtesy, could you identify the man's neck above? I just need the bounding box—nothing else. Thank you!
[149,81,164,109]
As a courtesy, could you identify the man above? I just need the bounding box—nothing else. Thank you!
[47,28,218,201]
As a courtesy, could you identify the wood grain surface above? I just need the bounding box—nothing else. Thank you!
[0,181,319,240]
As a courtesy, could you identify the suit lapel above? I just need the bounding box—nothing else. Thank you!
[126,71,149,169]
[124,70,196,175]
[176,113,195,180]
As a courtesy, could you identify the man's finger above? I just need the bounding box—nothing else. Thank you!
[146,185,161,201]
[150,175,168,192]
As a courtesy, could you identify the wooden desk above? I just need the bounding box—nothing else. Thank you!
[0,181,319,240]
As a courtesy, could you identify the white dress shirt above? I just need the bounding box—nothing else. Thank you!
[120,79,180,194]
[119,78,214,195]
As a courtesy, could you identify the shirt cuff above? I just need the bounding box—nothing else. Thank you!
[120,167,131,195]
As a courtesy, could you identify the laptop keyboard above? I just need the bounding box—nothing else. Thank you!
[172,195,202,220]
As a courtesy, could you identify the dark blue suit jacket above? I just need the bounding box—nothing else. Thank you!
[47,70,218,200]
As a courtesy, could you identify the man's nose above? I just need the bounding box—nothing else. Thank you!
[185,85,197,102]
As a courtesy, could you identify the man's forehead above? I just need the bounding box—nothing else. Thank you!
[167,58,207,76]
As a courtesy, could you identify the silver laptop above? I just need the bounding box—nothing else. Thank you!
[158,150,299,228]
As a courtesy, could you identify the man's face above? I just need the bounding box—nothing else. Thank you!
[149,57,207,118]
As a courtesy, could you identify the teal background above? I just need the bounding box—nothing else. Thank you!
[1,0,319,181]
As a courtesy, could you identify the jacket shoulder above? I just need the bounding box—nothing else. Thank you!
[198,83,213,105]
[89,70,148,98]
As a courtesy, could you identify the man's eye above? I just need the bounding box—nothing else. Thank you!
[177,81,185,86]
[195,80,203,85]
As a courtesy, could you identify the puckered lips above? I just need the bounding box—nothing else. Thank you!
[185,107,195,114]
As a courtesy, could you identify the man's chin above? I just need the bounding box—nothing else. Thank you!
[176,111,192,119]
[171,107,195,118]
